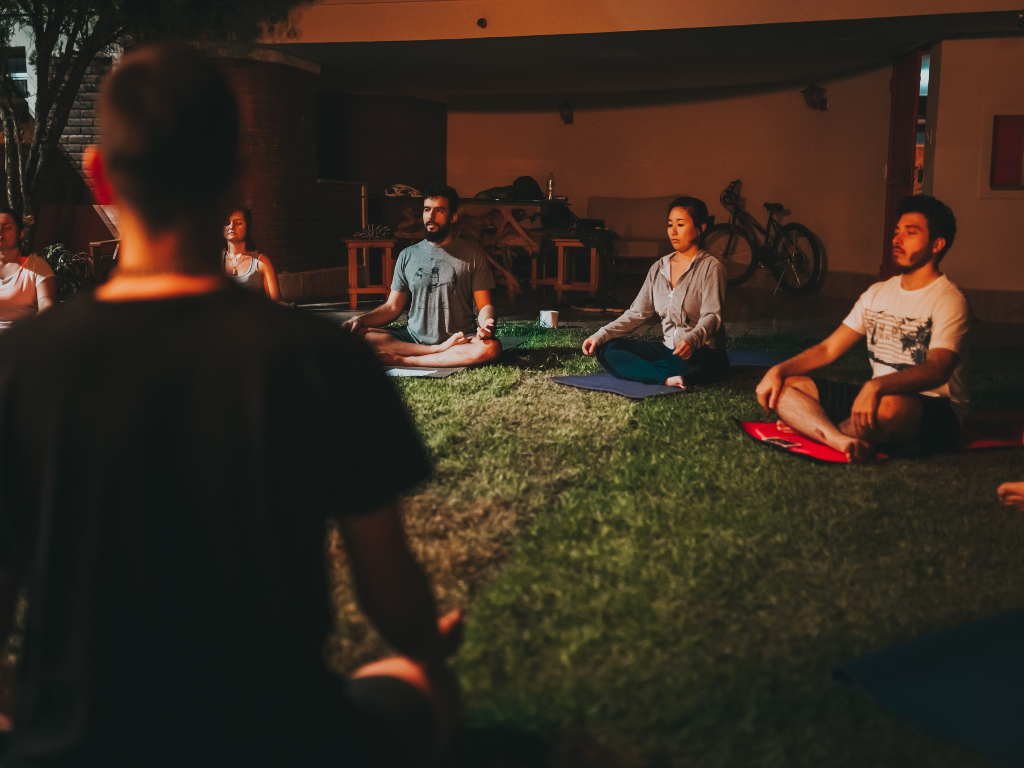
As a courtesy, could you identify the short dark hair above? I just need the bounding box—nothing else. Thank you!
[896,195,957,261]
[422,184,460,214]
[667,196,710,238]
[100,44,241,269]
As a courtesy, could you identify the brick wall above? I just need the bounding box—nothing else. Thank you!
[59,57,110,191]
[219,57,363,273]
[47,54,449,278]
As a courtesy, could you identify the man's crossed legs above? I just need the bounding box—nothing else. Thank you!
[360,327,501,368]
[774,376,958,463]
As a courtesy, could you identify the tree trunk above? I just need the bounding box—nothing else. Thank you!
[16,41,105,253]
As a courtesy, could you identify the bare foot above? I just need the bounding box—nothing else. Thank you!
[664,376,687,389]
[835,436,876,464]
[998,482,1024,511]
[776,420,797,435]
[437,332,468,352]
[377,351,405,366]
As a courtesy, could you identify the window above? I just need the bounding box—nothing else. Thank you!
[990,115,1024,190]
[4,48,28,97]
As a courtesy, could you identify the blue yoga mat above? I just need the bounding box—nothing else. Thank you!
[726,349,791,367]
[836,610,1024,766]
[550,373,683,400]
[549,350,792,400]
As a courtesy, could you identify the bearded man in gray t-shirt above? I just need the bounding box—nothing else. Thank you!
[343,184,500,368]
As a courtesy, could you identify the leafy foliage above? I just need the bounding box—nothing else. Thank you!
[40,242,94,301]
[0,0,305,245]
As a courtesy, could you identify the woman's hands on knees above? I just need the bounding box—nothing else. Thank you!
[582,336,600,356]
[673,340,693,359]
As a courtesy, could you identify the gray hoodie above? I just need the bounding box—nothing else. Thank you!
[591,251,726,351]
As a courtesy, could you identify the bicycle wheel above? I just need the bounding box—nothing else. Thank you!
[772,223,820,295]
[704,223,757,286]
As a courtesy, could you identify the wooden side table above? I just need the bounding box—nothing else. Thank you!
[532,238,600,301]
[343,239,397,309]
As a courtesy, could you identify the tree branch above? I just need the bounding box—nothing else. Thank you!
[2,113,23,214]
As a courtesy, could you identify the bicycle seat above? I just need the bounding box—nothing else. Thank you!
[763,203,784,212]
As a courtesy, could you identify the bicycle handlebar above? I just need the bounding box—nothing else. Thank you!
[720,179,742,210]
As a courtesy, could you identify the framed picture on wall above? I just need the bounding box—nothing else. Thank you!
[978,105,1024,198]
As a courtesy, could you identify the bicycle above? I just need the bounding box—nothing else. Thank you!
[704,179,821,294]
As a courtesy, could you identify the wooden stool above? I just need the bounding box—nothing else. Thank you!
[531,238,600,301]
[343,239,397,309]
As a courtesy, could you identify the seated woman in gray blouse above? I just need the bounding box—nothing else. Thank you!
[0,206,56,332]
[223,207,281,300]
[581,196,727,388]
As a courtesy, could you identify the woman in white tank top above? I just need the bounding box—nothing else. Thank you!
[223,207,281,300]
[0,207,56,332]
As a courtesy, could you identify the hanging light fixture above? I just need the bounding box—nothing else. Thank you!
[801,84,828,111]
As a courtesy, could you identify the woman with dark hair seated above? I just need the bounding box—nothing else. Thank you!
[0,206,56,332]
[582,196,728,388]
[223,207,281,300]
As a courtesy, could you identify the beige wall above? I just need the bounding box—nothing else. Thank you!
[926,38,1024,292]
[278,0,1019,44]
[448,67,892,277]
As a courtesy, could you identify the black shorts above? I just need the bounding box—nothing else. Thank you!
[383,326,418,344]
[809,377,961,455]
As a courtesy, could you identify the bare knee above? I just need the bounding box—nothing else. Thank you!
[876,395,922,437]
[361,328,387,346]
[877,395,918,422]
[780,375,819,402]
[475,338,501,363]
[844,395,922,443]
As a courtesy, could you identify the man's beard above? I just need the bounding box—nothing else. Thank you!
[424,220,451,243]
[894,247,931,274]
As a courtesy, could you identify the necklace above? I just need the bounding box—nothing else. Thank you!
[225,250,250,276]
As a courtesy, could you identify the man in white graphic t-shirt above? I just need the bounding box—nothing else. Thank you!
[756,195,969,463]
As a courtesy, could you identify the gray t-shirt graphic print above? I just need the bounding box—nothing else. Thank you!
[391,237,495,345]
[412,259,457,296]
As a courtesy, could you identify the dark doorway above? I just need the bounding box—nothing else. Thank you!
[880,49,923,280]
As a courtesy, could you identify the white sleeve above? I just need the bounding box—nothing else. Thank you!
[26,254,55,283]
[842,291,868,335]
[929,286,971,357]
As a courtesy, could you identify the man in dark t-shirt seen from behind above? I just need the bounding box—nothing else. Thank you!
[342,185,501,368]
[0,44,460,767]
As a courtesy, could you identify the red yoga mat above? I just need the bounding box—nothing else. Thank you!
[738,410,1024,464]
[737,420,886,463]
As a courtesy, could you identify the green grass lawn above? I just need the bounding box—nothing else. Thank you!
[327,324,1024,767]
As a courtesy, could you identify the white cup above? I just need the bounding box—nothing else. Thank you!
[539,310,559,328]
